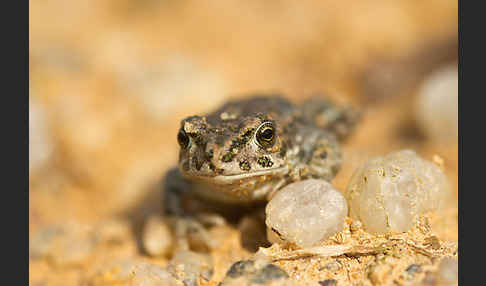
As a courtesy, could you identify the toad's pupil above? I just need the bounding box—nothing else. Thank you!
[177,130,190,149]
[261,128,274,140]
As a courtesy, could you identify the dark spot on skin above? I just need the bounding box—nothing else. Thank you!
[208,163,215,171]
[319,279,337,286]
[257,156,274,168]
[251,264,289,284]
[239,160,251,171]
[229,128,254,152]
[241,128,255,143]
[215,168,225,175]
[222,153,234,162]
[230,138,241,149]
[226,260,254,278]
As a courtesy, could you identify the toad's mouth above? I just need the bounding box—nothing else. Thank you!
[180,165,289,185]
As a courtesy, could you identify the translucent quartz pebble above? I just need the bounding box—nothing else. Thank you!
[345,150,450,234]
[415,65,458,141]
[266,179,348,248]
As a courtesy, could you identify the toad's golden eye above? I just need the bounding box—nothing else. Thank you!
[177,129,191,149]
[255,122,276,148]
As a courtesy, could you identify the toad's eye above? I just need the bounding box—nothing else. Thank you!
[255,122,276,148]
[177,129,191,149]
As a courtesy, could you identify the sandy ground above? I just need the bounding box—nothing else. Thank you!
[29,1,458,285]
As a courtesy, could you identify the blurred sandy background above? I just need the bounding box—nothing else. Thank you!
[29,1,458,285]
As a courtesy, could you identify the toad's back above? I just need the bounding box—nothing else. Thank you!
[205,96,295,127]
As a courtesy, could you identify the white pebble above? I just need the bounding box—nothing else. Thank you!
[416,65,458,141]
[345,150,450,234]
[265,179,348,248]
[142,216,173,257]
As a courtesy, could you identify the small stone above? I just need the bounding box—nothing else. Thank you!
[350,220,362,232]
[323,261,341,272]
[346,150,450,234]
[94,218,133,244]
[226,260,256,279]
[167,251,213,285]
[424,236,441,250]
[142,216,173,257]
[319,279,337,286]
[251,263,289,284]
[405,264,422,275]
[416,65,458,141]
[89,259,181,286]
[220,260,294,286]
[437,257,458,284]
[266,179,348,248]
[29,223,96,267]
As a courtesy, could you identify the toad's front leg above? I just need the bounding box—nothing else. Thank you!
[162,168,226,253]
[162,168,229,285]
